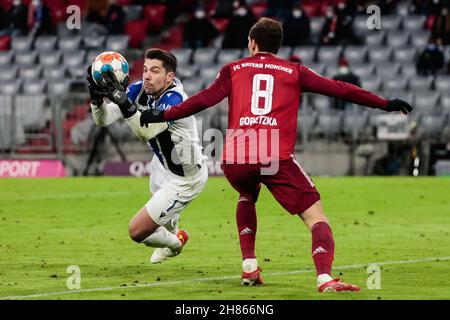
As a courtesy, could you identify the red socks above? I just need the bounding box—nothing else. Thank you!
[236,197,257,259]
[311,222,335,275]
[236,198,334,277]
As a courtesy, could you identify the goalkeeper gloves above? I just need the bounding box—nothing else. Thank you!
[99,69,137,119]
[86,65,106,107]
[386,99,413,115]
[140,108,165,127]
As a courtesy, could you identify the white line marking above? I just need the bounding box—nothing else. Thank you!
[1,256,449,300]
[0,191,135,202]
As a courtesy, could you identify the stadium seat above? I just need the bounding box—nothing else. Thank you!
[63,50,86,68]
[250,2,267,19]
[311,95,332,112]
[43,66,67,80]
[171,48,193,66]
[393,46,417,63]
[352,63,375,78]
[381,15,402,31]
[414,92,440,113]
[368,46,393,63]
[39,51,62,67]
[211,18,230,34]
[361,76,382,92]
[0,79,22,95]
[420,115,446,138]
[277,47,292,60]
[34,36,58,52]
[193,48,218,66]
[83,35,106,49]
[316,112,343,138]
[310,17,325,38]
[22,79,47,95]
[292,46,317,64]
[58,36,82,52]
[14,51,38,66]
[19,66,43,80]
[125,5,143,22]
[317,46,342,64]
[86,49,104,64]
[343,46,368,63]
[0,51,13,66]
[143,4,167,32]
[125,19,149,48]
[409,76,433,91]
[0,96,25,149]
[297,111,317,140]
[56,21,77,37]
[444,46,450,62]
[397,1,411,16]
[217,49,242,64]
[68,61,90,79]
[382,90,414,103]
[403,15,426,31]
[14,95,47,131]
[411,30,430,48]
[11,36,33,52]
[385,76,409,91]
[177,64,198,80]
[47,80,71,96]
[48,2,68,27]
[376,62,401,78]
[440,94,450,113]
[353,15,369,35]
[183,79,204,96]
[401,62,417,77]
[434,76,450,92]
[106,35,129,52]
[342,112,368,136]
[365,31,386,47]
[199,65,221,85]
[0,35,11,51]
[325,64,338,77]
[387,31,411,47]
[0,66,18,81]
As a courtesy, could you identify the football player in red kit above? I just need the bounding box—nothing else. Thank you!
[140,18,412,292]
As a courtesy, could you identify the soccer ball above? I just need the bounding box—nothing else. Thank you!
[91,51,129,85]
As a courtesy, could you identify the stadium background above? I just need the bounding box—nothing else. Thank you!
[0,0,450,177]
[1,0,450,302]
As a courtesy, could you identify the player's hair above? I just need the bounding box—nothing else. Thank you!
[144,48,177,73]
[248,17,283,54]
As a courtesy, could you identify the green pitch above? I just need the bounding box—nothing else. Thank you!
[0,177,449,300]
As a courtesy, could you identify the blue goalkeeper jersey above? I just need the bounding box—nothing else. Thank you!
[125,78,206,177]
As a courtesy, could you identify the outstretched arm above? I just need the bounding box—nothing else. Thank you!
[139,64,232,126]
[88,68,168,140]
[299,65,412,114]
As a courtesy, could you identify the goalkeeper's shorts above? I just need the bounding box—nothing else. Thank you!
[145,158,208,226]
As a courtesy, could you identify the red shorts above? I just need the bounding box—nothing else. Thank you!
[221,156,320,215]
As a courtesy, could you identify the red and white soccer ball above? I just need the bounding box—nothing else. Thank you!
[91,51,129,85]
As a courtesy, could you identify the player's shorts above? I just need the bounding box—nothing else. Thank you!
[221,155,320,215]
[146,157,208,226]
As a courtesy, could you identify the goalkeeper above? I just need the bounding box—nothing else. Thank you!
[86,49,208,264]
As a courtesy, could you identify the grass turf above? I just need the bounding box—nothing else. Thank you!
[0,177,449,300]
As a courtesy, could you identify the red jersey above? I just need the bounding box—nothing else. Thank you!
[164,52,389,163]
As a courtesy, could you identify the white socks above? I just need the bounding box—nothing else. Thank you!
[242,258,258,273]
[317,273,333,287]
[141,226,181,250]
